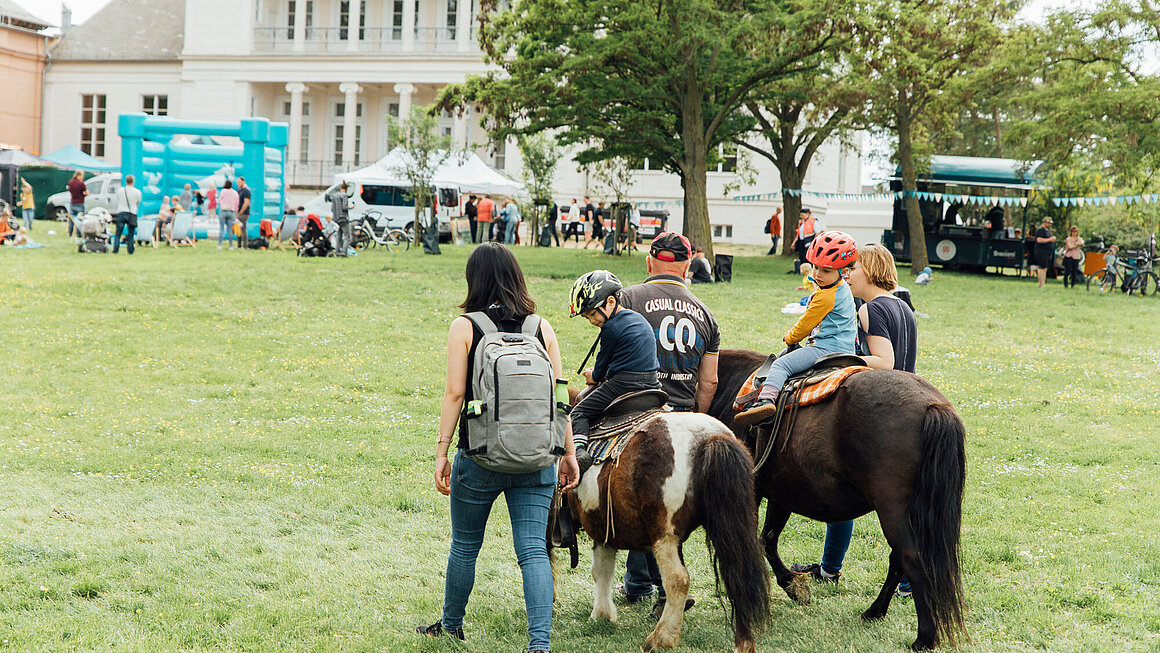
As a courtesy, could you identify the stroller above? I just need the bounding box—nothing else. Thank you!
[76,208,113,253]
[297,214,334,257]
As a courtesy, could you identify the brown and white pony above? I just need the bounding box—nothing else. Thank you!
[708,349,968,651]
[563,410,770,652]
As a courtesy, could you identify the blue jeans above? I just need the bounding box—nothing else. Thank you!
[443,451,555,651]
[22,208,34,230]
[625,551,663,598]
[112,213,136,254]
[505,220,518,244]
[818,520,910,590]
[69,203,85,236]
[760,344,828,392]
[218,210,235,247]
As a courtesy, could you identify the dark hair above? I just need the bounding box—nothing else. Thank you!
[224,180,233,189]
[460,242,535,320]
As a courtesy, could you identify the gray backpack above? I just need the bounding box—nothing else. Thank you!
[462,312,567,473]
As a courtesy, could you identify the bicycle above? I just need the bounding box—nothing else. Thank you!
[352,210,410,252]
[1116,255,1158,296]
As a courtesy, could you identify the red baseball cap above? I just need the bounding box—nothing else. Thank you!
[649,232,692,262]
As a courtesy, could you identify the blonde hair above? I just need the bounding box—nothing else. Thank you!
[857,243,898,291]
[799,262,813,275]
[73,170,84,180]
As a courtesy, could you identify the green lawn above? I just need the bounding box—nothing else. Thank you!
[2,234,1159,652]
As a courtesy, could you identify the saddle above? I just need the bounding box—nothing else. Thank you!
[586,389,669,466]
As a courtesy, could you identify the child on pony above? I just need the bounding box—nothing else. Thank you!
[735,231,858,427]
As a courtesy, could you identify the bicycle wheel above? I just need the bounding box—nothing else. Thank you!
[353,230,372,250]
[1087,269,1116,293]
[386,228,411,252]
[1136,271,1158,296]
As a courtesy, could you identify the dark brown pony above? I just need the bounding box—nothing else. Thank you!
[709,349,967,651]
[556,400,770,652]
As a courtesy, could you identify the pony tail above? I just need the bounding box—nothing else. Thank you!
[691,434,770,649]
[908,403,968,645]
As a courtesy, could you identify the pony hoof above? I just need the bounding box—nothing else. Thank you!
[643,633,678,651]
[591,606,618,622]
[910,639,936,651]
[733,638,757,653]
[785,573,811,605]
[861,607,887,622]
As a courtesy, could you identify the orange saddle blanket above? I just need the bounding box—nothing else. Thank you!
[735,365,871,411]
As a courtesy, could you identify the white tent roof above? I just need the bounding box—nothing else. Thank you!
[337,149,523,196]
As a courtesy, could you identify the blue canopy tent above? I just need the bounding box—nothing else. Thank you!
[43,145,119,172]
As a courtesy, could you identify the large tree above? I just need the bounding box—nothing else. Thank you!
[386,105,456,254]
[438,0,850,259]
[857,0,1015,271]
[734,56,869,255]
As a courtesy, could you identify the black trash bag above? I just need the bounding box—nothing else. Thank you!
[603,229,618,255]
[420,222,441,255]
[713,253,734,282]
[539,224,554,247]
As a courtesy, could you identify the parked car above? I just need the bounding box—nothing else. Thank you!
[45,172,122,221]
[302,180,460,242]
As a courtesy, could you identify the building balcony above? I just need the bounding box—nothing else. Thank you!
[253,26,479,56]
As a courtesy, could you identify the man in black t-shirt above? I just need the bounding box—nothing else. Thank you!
[1033,217,1056,288]
[237,176,252,249]
[614,231,721,614]
[465,195,478,243]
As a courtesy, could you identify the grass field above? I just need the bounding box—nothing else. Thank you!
[2,233,1159,652]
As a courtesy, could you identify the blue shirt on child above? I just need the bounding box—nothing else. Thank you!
[593,308,659,383]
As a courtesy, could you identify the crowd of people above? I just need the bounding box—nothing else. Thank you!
[462,194,644,250]
[419,229,919,650]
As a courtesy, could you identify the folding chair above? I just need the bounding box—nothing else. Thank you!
[170,212,196,247]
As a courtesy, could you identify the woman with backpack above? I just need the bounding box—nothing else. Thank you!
[417,242,580,653]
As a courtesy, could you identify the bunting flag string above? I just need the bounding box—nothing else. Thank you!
[731,188,1159,207]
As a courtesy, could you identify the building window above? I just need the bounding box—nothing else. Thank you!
[300,124,310,164]
[286,0,312,38]
[335,102,363,119]
[446,0,458,40]
[494,141,506,170]
[338,0,366,40]
[142,94,168,116]
[391,0,404,39]
[709,144,737,173]
[333,124,362,166]
[712,224,733,239]
[80,94,106,157]
[388,103,399,118]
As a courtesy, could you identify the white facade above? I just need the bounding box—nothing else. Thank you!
[43,0,877,245]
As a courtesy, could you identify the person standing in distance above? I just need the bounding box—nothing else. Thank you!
[67,171,88,239]
[332,181,352,256]
[112,175,142,255]
[614,231,721,618]
[236,176,252,249]
[766,207,782,256]
[465,195,478,243]
[790,207,817,273]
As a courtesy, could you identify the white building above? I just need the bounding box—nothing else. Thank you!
[43,0,879,245]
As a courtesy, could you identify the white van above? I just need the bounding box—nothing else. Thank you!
[303,180,461,242]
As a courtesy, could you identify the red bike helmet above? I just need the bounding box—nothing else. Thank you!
[807,231,858,269]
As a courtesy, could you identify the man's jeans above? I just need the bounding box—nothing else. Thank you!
[218,210,235,247]
[820,520,854,574]
[336,220,351,254]
[505,219,518,244]
[113,212,136,254]
[625,551,664,598]
[475,220,490,244]
[443,451,555,651]
[69,203,85,236]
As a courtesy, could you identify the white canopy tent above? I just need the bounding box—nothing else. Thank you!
[337,149,524,196]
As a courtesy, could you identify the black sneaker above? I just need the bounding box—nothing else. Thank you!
[789,562,841,583]
[415,621,465,640]
[615,582,654,604]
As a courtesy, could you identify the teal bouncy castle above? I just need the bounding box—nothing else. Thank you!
[118,114,288,237]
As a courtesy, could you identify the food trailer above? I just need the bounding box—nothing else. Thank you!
[883,156,1045,272]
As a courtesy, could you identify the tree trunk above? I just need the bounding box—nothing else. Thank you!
[778,166,803,257]
[678,69,714,261]
[896,105,929,271]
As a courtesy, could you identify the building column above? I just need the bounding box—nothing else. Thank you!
[340,82,361,167]
[457,0,472,51]
[286,82,307,170]
[402,0,416,51]
[293,0,306,51]
[394,82,415,120]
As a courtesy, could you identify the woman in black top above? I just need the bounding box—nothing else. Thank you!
[789,243,919,594]
[417,242,579,652]
[1033,217,1056,288]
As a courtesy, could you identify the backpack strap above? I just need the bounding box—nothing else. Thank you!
[520,314,541,339]
[463,311,498,335]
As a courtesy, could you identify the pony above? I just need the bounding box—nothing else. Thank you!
[708,349,967,651]
[558,408,770,652]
